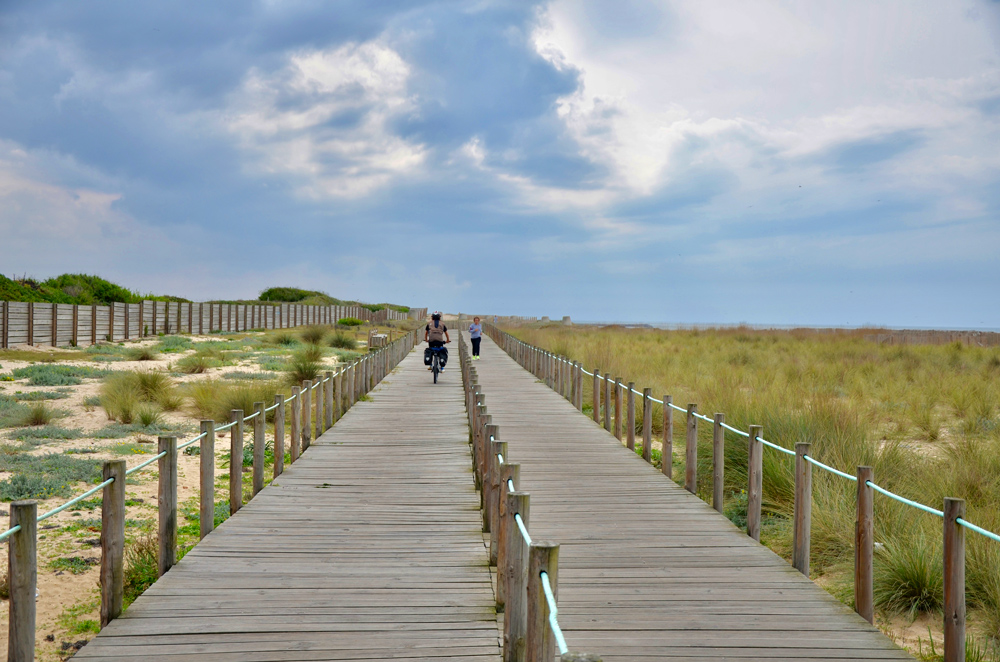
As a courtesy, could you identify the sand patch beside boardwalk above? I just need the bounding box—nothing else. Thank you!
[0,329,372,660]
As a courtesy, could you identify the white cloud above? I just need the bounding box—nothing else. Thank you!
[226,41,427,198]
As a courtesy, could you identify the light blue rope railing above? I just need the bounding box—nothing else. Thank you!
[804,455,858,482]
[958,518,1000,543]
[540,570,570,656]
[514,513,532,546]
[867,481,944,517]
[37,478,115,523]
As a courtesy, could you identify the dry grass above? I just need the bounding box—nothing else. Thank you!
[508,323,1000,640]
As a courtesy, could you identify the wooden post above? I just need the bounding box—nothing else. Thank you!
[324,371,334,430]
[793,442,812,577]
[685,404,698,494]
[663,395,673,479]
[100,459,126,627]
[626,383,636,450]
[2,300,8,349]
[526,542,559,662]
[52,302,58,346]
[503,492,530,662]
[712,414,725,513]
[592,370,600,424]
[614,378,623,440]
[315,377,324,439]
[603,375,611,432]
[252,402,265,496]
[301,380,312,451]
[747,425,763,542]
[27,302,33,345]
[855,466,874,624]
[943,497,966,662]
[157,436,178,576]
[334,370,343,421]
[490,438,507,566]
[72,304,79,347]
[642,388,652,463]
[498,463,520,610]
[290,387,301,463]
[200,420,215,539]
[230,411,244,514]
[8,500,37,662]
[574,363,583,410]
[273,396,285,478]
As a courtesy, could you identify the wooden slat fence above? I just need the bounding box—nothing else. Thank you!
[484,324,1000,662]
[0,301,426,348]
[2,330,420,661]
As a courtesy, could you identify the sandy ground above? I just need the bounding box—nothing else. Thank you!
[0,332,359,660]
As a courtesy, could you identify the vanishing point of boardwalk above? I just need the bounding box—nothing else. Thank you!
[74,349,501,661]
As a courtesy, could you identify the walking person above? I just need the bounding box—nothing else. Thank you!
[469,317,482,360]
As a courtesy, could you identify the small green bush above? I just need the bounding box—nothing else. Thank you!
[176,354,218,374]
[874,534,943,617]
[136,403,163,427]
[299,325,330,345]
[8,425,82,441]
[50,556,98,575]
[329,331,357,350]
[11,364,109,386]
[0,474,68,500]
[338,317,363,327]
[19,402,60,427]
[101,371,178,423]
[123,535,159,607]
[125,346,159,361]
[286,347,322,384]
[156,336,193,353]
[92,422,177,439]
[186,379,284,425]
[265,331,299,346]
[222,371,279,381]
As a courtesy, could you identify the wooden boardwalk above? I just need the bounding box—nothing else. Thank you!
[470,333,913,661]
[75,349,501,661]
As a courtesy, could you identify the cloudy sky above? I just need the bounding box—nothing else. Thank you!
[1,1,999,328]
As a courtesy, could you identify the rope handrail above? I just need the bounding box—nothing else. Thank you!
[507,478,515,492]
[215,420,237,433]
[803,454,857,481]
[514,512,532,546]
[243,411,258,423]
[264,402,280,413]
[866,480,944,518]
[179,431,207,449]
[125,451,169,476]
[957,518,1000,543]
[540,570,570,656]
[37,478,115,523]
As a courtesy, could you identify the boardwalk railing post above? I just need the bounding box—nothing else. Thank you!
[614,378,623,440]
[592,370,601,424]
[290,387,301,463]
[324,370,334,430]
[8,500,37,662]
[603,375,611,432]
[334,370,343,422]
[253,402,265,496]
[642,388,652,463]
[158,436,178,577]
[712,414,724,513]
[747,425,763,541]
[686,404,698,494]
[200,420,215,539]
[626,382,636,450]
[855,466,874,624]
[315,378,324,440]
[574,362,583,411]
[301,379,313,451]
[505,492,530,662]
[101,459,126,627]
[490,437,507,566]
[498,462,520,610]
[527,542,559,662]
[793,442,812,576]
[273,395,285,477]
[663,395,673,480]
[943,497,966,662]
[230,410,244,514]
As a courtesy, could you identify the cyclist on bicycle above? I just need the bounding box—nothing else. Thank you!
[424,311,451,371]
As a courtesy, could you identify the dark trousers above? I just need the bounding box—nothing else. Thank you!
[471,337,481,356]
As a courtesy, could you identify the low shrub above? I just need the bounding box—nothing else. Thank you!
[156,335,193,353]
[50,556,98,575]
[338,317,363,327]
[13,390,70,401]
[123,535,159,607]
[299,325,330,345]
[136,403,163,427]
[186,379,284,424]
[11,364,109,386]
[329,331,357,350]
[0,474,68,500]
[265,331,299,346]
[874,533,943,618]
[286,347,322,384]
[20,402,60,426]
[92,422,177,439]
[8,425,82,441]
[222,371,279,381]
[101,371,178,423]
[125,346,159,361]
[175,354,218,374]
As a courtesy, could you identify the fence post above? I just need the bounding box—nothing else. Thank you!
[158,436,178,576]
[273,396,285,477]
[8,500,37,662]
[315,378,324,440]
[490,438,507,566]
[614,378,623,440]
[663,395,673,479]
[943,497,966,662]
[505,492,530,662]
[253,402,265,496]
[527,542,559,662]
[642,389,652,463]
[290,387,301,463]
[685,404,698,494]
[100,459,126,627]
[498,463,520,610]
[592,370,600,424]
[200,420,215,538]
[301,380,313,451]
[230,411,244,514]
[626,383,636,450]
[793,442,812,576]
[603,375,611,432]
[574,363,583,410]
[854,466,874,624]
[712,414,725,513]
[747,425,763,542]
[334,370,343,421]
[324,370,334,430]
